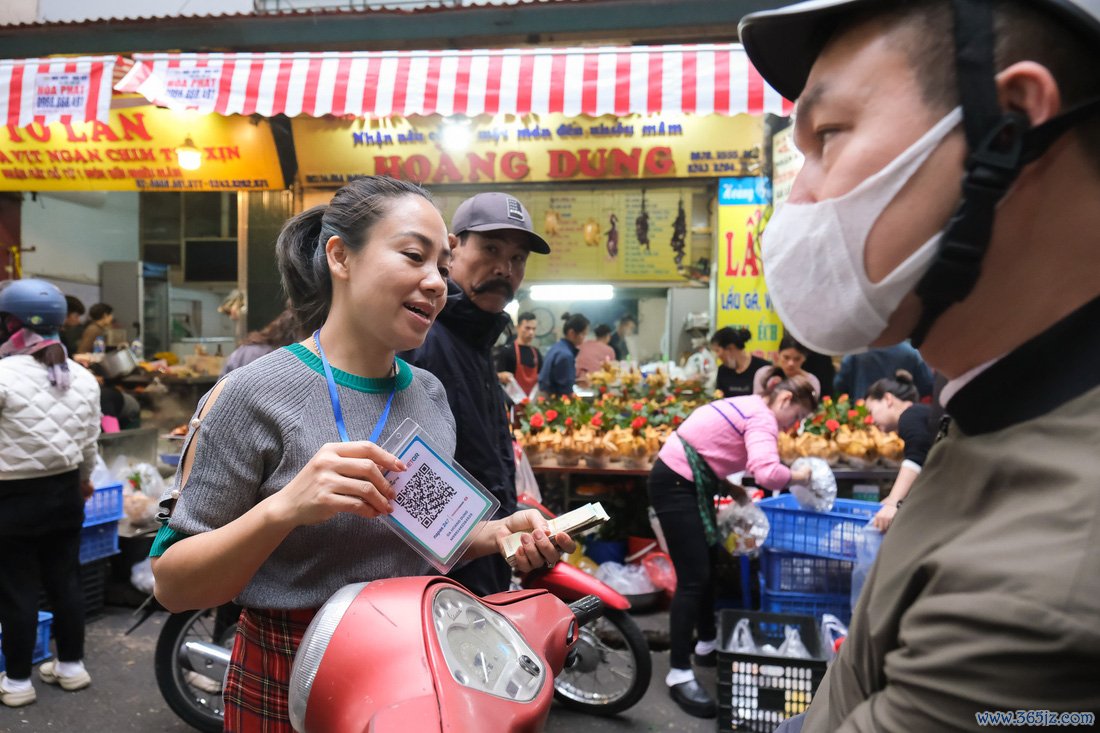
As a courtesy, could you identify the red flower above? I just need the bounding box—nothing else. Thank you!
[632,401,644,412]
[565,417,573,427]
[590,415,603,428]
[864,415,874,425]
[631,416,647,430]
[545,409,559,422]
[530,413,545,429]
[848,409,859,419]
[813,414,825,425]
[825,419,841,432]
[599,385,608,394]
[537,396,546,404]
[838,394,850,403]
[672,415,684,426]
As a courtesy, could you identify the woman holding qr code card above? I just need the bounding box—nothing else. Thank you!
[148,176,573,733]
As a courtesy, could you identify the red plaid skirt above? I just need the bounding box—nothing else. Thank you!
[223,607,318,733]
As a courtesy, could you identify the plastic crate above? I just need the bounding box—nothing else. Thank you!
[761,548,853,596]
[83,483,124,527]
[761,587,852,626]
[717,609,827,732]
[759,495,878,561]
[0,611,53,673]
[79,521,120,564]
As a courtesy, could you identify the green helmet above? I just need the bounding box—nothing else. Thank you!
[740,0,1100,346]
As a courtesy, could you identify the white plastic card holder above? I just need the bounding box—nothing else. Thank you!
[379,419,501,574]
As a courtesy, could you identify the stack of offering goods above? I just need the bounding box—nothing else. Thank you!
[777,394,905,469]
[514,365,706,470]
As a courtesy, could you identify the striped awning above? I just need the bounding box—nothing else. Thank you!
[1,56,117,127]
[114,45,793,119]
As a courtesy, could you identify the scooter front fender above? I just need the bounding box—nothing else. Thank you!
[523,562,631,611]
[365,695,442,733]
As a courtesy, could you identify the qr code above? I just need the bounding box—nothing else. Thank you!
[395,463,457,528]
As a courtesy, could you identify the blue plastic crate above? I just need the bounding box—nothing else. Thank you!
[761,548,853,595]
[759,495,878,561]
[0,611,52,673]
[83,483,124,527]
[79,521,120,564]
[761,587,851,626]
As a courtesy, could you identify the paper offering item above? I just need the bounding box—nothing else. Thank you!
[500,502,610,568]
[380,419,501,574]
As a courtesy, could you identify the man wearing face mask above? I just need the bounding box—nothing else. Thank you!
[403,193,551,596]
[740,1,1100,730]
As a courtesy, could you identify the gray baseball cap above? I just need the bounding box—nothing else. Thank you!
[451,192,551,254]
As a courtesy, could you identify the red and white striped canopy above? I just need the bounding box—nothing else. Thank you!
[115,45,793,119]
[1,56,117,127]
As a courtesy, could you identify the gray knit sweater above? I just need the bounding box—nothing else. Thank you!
[162,344,456,609]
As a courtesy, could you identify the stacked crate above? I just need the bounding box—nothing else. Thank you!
[757,495,879,626]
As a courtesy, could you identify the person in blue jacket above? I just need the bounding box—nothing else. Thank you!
[539,313,589,396]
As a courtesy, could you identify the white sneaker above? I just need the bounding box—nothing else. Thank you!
[38,660,91,691]
[0,673,37,707]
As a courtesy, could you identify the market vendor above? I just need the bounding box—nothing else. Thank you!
[752,333,821,397]
[711,326,771,398]
[864,371,933,531]
[648,368,816,719]
[539,312,589,396]
[494,310,542,395]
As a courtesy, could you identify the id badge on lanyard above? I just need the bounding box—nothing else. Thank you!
[312,330,499,573]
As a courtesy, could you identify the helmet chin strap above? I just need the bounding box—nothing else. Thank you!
[910,0,1100,347]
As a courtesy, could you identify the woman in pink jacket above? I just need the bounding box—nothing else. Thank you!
[649,368,817,719]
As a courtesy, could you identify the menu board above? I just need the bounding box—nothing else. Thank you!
[433,186,703,284]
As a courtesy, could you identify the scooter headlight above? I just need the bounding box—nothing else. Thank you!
[433,587,545,702]
[288,582,367,732]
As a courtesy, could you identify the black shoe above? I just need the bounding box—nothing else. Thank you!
[669,679,717,719]
[693,649,717,667]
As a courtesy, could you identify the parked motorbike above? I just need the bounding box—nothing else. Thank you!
[289,577,602,732]
[139,495,650,731]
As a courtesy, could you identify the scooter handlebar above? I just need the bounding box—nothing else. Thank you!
[568,595,604,627]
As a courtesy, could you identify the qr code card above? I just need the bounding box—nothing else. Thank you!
[380,420,500,573]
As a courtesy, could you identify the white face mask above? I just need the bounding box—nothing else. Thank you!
[762,107,963,355]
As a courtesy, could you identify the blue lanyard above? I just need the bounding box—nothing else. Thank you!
[312,330,396,444]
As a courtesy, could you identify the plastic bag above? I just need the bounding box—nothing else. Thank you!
[512,444,542,504]
[819,614,849,661]
[595,561,657,595]
[728,618,756,653]
[89,454,115,488]
[851,522,884,610]
[776,625,812,659]
[790,457,838,512]
[130,557,154,594]
[717,499,770,556]
[641,552,677,594]
[127,463,167,500]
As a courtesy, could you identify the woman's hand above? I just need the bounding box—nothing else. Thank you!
[872,503,897,532]
[264,441,406,528]
[495,508,576,573]
[790,466,812,484]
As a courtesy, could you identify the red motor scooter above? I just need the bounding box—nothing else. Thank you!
[515,493,651,716]
[287,577,603,733]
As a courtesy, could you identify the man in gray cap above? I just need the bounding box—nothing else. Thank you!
[403,192,550,596]
[738,0,1100,731]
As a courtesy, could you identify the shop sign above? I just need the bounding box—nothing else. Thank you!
[0,107,284,192]
[292,113,764,186]
[771,125,804,206]
[433,186,704,284]
[715,177,783,360]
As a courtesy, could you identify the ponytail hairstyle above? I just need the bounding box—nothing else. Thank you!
[561,312,590,337]
[276,176,432,334]
[711,326,752,350]
[866,369,920,402]
[761,366,819,412]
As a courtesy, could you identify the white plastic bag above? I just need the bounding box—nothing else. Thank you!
[127,462,167,500]
[130,557,155,594]
[89,454,115,488]
[851,522,884,610]
[819,614,849,661]
[717,499,770,555]
[595,562,657,595]
[513,446,542,504]
[776,625,812,659]
[790,457,838,512]
[728,618,757,653]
